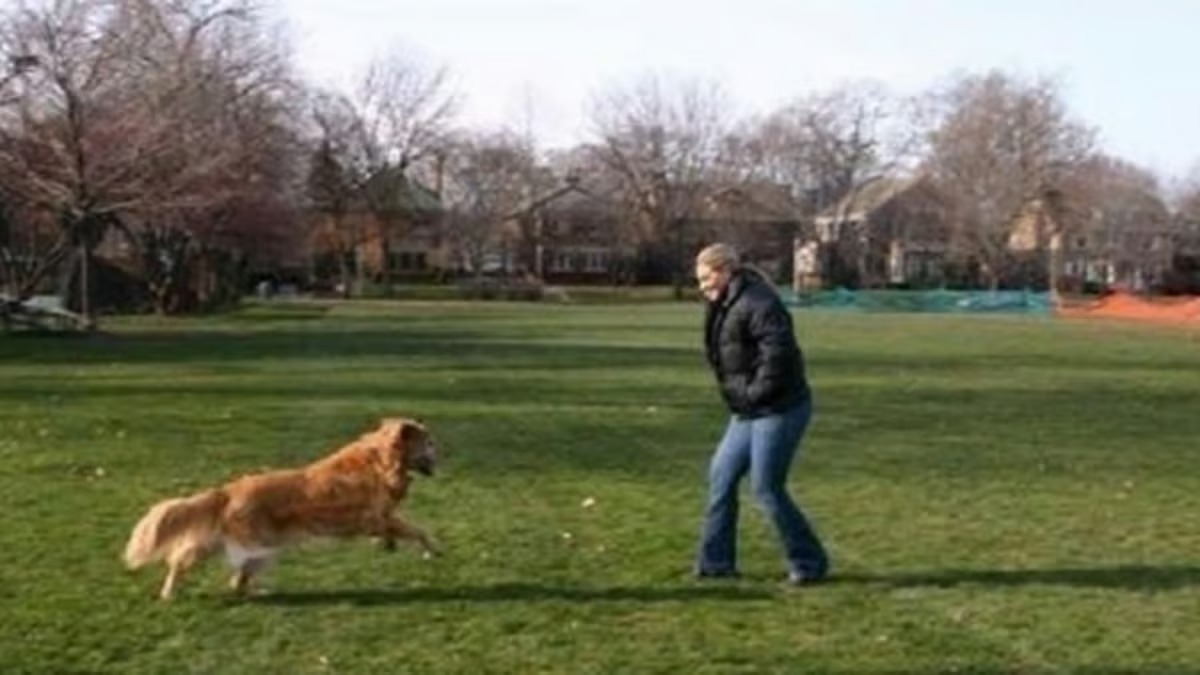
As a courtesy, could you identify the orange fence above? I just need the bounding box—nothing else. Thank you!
[1057,292,1200,324]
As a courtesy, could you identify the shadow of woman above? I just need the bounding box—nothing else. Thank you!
[245,582,774,607]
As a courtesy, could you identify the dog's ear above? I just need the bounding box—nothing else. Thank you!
[375,419,418,448]
[374,418,403,445]
[369,420,406,491]
[400,421,423,444]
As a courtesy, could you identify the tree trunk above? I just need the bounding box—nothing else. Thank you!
[338,251,352,299]
[671,217,686,301]
[379,238,393,297]
[1047,236,1062,305]
[79,243,93,329]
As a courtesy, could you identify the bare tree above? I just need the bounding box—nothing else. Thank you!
[500,84,559,279]
[743,81,918,287]
[1049,156,1172,292]
[587,73,733,297]
[0,0,134,325]
[1176,162,1200,225]
[306,90,368,296]
[354,47,457,175]
[351,48,457,287]
[1169,166,1200,292]
[923,71,1094,289]
[439,130,537,278]
[0,0,298,319]
[121,0,300,313]
[761,83,911,204]
[0,188,57,300]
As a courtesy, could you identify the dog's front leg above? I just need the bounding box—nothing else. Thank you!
[380,515,442,557]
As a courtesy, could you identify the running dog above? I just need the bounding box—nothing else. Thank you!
[122,417,440,600]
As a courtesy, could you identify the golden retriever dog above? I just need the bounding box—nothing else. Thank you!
[123,417,440,600]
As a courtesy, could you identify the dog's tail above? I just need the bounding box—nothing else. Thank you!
[123,489,227,569]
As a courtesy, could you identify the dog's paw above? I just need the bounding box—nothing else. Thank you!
[421,538,444,559]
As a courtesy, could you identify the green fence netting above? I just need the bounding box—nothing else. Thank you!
[783,288,1054,314]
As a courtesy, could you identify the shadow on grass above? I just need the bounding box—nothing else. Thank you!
[833,564,1200,591]
[0,329,698,370]
[246,581,771,606]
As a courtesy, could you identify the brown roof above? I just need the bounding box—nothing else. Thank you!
[706,183,797,221]
[815,175,925,222]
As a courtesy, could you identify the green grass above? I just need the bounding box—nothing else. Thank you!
[2,301,1199,674]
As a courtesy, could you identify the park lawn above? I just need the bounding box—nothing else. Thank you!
[1,301,1199,674]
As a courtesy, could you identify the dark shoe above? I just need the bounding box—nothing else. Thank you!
[786,569,827,586]
[694,567,740,580]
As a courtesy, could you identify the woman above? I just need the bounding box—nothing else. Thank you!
[693,243,828,584]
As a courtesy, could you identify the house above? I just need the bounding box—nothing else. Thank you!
[698,182,802,283]
[515,174,817,286]
[1162,215,1200,293]
[1010,189,1175,293]
[308,168,447,287]
[509,175,627,283]
[808,176,949,289]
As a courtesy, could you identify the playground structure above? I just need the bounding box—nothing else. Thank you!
[0,295,90,333]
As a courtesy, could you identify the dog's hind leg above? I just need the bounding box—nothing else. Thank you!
[224,541,277,596]
[159,540,208,600]
[229,557,268,595]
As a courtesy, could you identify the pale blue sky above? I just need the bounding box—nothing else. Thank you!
[283,0,1200,180]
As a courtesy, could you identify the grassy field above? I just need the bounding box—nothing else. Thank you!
[1,301,1199,674]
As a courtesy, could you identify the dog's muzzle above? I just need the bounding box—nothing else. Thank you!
[410,452,436,477]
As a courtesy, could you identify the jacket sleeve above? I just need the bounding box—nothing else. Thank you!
[744,296,795,408]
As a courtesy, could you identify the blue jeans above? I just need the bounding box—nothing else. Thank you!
[696,399,828,578]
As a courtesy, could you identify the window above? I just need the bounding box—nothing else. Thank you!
[389,251,428,271]
[552,251,573,272]
[584,251,608,272]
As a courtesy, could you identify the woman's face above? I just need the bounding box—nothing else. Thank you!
[695,262,731,302]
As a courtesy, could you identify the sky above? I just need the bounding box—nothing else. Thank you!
[282,0,1200,181]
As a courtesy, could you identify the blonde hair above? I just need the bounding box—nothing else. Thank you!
[696,243,740,272]
[696,242,778,291]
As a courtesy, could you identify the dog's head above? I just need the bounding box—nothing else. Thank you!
[375,417,438,478]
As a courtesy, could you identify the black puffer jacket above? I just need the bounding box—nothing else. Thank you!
[704,268,810,418]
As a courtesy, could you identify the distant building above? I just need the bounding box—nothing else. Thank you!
[509,176,627,283]
[698,182,802,283]
[307,168,447,286]
[1011,190,1175,293]
[808,176,949,289]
